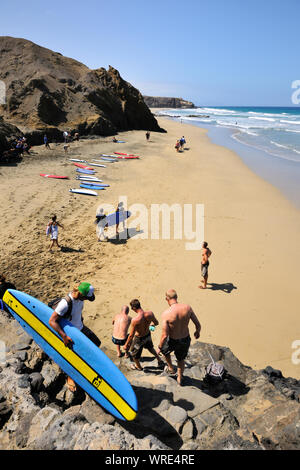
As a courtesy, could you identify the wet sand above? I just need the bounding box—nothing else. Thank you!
[0,116,299,378]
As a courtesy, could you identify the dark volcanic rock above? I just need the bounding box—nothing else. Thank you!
[0,36,165,138]
[143,96,195,108]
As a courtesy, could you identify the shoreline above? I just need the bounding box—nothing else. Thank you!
[0,117,299,379]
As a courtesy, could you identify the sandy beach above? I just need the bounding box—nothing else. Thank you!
[1,116,299,379]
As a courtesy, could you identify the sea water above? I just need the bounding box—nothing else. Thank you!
[156,107,300,208]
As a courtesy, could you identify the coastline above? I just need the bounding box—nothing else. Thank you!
[0,116,299,379]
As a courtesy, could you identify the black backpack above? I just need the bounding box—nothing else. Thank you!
[48,295,73,320]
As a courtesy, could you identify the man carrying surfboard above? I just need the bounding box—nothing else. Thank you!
[49,282,101,392]
[124,299,164,371]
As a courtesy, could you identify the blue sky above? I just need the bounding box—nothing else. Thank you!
[0,0,299,106]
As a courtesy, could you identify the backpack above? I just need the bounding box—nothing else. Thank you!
[48,295,73,320]
[205,361,225,384]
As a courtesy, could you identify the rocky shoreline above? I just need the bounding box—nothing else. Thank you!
[0,310,299,450]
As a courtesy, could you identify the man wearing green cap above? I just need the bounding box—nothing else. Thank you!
[49,282,100,392]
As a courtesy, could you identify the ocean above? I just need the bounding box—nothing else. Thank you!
[156,106,300,208]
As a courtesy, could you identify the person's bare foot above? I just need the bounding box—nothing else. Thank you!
[130,364,143,371]
[199,285,206,289]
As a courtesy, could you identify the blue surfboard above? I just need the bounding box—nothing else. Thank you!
[80,184,106,190]
[96,211,131,227]
[3,290,137,421]
[76,168,96,175]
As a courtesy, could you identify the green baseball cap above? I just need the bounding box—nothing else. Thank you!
[78,282,95,301]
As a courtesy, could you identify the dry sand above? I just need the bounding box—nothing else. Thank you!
[0,116,299,378]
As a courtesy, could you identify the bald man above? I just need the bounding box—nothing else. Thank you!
[112,305,132,357]
[158,289,201,385]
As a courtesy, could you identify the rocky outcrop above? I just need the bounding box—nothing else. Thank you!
[0,312,299,450]
[0,116,22,155]
[143,96,195,109]
[0,36,164,141]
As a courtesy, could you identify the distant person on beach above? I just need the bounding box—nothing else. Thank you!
[49,282,100,392]
[124,299,164,371]
[180,136,186,150]
[95,209,108,242]
[44,134,51,149]
[112,137,118,142]
[112,305,132,358]
[115,202,126,238]
[0,274,16,314]
[146,131,150,141]
[175,140,180,152]
[74,133,79,141]
[63,131,69,143]
[199,241,212,289]
[63,144,69,154]
[158,289,201,385]
[47,215,64,251]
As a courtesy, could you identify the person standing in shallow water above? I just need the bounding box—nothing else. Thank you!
[199,241,212,289]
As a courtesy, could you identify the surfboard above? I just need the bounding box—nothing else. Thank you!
[76,168,96,175]
[101,154,118,158]
[80,182,110,187]
[114,152,140,158]
[100,210,131,227]
[40,174,69,179]
[100,158,116,163]
[3,290,137,421]
[69,189,98,196]
[69,159,88,163]
[80,184,106,190]
[87,163,107,168]
[73,163,94,170]
[76,177,103,183]
[113,155,140,160]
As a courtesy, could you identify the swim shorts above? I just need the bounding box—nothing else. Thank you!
[201,262,209,277]
[81,325,101,347]
[112,335,129,346]
[160,335,191,362]
[130,332,154,359]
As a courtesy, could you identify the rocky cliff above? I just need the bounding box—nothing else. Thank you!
[0,36,164,143]
[143,96,195,109]
[0,310,299,450]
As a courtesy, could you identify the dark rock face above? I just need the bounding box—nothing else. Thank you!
[143,96,195,109]
[0,36,164,138]
[1,312,300,450]
[0,116,22,155]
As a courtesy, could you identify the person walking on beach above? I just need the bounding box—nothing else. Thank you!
[47,215,64,251]
[199,241,212,289]
[175,140,180,152]
[95,209,108,242]
[44,134,51,150]
[115,201,127,238]
[179,136,186,150]
[49,282,100,392]
[124,299,164,371]
[112,305,132,358]
[146,131,150,141]
[158,289,201,386]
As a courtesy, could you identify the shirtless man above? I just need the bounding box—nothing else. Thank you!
[199,241,212,289]
[158,289,201,385]
[112,305,132,358]
[124,299,164,371]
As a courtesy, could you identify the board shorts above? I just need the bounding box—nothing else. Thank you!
[201,262,209,277]
[160,335,191,362]
[112,335,129,346]
[130,332,154,359]
[81,325,101,347]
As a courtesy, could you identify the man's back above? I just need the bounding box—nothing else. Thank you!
[113,313,131,339]
[133,310,155,337]
[162,303,192,339]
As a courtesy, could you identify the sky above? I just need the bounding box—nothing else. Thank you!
[0,0,299,106]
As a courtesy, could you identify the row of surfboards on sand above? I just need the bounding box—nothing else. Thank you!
[40,152,140,196]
